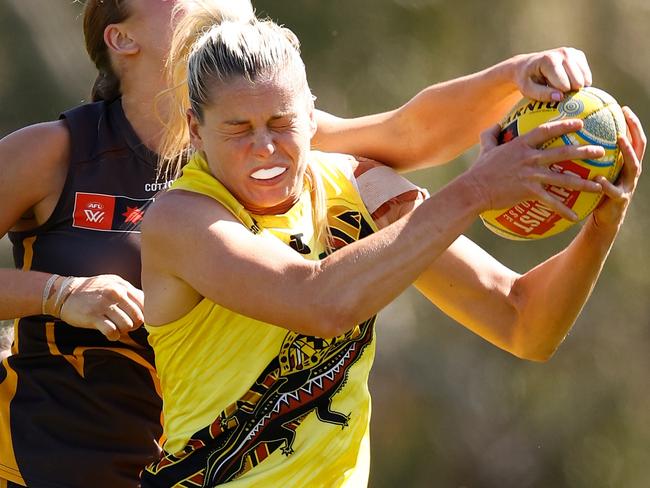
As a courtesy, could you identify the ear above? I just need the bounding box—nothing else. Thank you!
[187,108,204,152]
[308,106,317,139]
[104,24,140,56]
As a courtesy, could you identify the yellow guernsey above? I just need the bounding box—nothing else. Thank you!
[144,151,378,487]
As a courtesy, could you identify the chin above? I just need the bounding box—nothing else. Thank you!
[246,193,297,215]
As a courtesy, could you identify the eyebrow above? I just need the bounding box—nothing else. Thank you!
[222,113,294,126]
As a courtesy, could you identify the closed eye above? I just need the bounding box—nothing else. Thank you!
[220,124,251,137]
[269,117,296,130]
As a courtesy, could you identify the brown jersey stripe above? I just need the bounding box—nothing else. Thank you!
[12,236,36,359]
[45,322,85,377]
[0,358,24,485]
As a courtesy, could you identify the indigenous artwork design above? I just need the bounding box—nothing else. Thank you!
[142,207,377,487]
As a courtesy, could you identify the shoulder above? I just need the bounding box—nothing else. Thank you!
[309,151,359,180]
[142,189,238,244]
[0,120,70,209]
[1,120,70,169]
[309,150,400,184]
[140,188,245,313]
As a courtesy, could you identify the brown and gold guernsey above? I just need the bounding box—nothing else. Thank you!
[0,99,165,487]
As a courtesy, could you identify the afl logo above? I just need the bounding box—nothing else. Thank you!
[73,192,116,231]
[86,202,104,211]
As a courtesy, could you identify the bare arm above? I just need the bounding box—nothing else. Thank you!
[143,119,605,337]
[0,123,144,340]
[143,168,479,336]
[0,122,70,319]
[313,48,591,170]
[415,108,644,361]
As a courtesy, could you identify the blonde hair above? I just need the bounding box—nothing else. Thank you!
[161,15,331,250]
[157,0,255,180]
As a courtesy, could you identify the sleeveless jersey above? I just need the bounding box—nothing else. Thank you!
[0,99,165,487]
[142,152,378,487]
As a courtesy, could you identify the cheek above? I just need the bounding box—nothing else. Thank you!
[204,145,243,180]
[282,130,309,153]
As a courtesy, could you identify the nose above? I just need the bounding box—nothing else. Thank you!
[252,130,275,159]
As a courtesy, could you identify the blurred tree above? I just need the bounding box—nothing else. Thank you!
[0,0,93,134]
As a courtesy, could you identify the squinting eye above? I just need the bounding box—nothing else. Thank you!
[270,121,293,130]
[224,127,250,136]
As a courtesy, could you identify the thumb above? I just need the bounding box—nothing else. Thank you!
[480,124,502,151]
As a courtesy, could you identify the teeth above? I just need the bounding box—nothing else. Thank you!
[251,167,287,180]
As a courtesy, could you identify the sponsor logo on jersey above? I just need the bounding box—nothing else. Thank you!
[122,206,145,225]
[144,180,174,192]
[73,192,153,233]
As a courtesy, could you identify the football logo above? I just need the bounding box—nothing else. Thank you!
[73,193,115,230]
[73,192,153,232]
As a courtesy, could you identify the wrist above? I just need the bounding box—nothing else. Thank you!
[581,213,621,248]
[43,276,76,318]
[485,55,521,95]
[446,172,490,217]
[53,277,77,319]
[42,274,63,316]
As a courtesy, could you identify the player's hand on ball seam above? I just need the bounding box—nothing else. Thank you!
[470,118,602,219]
[513,47,592,102]
[591,107,645,230]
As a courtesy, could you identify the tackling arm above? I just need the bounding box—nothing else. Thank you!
[142,119,611,340]
[313,48,592,171]
[386,112,644,362]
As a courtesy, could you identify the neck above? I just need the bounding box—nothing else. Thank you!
[247,181,306,216]
[247,196,300,216]
[119,67,171,155]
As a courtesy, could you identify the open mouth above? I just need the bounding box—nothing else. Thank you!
[250,166,288,181]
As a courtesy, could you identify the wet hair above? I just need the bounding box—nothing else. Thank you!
[83,0,131,102]
[174,19,331,249]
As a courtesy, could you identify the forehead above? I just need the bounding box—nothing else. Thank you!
[207,71,309,118]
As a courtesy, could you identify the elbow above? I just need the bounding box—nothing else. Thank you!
[305,284,365,339]
[511,347,555,363]
[309,302,361,339]
[508,334,560,363]
[302,262,367,339]
[502,285,557,363]
[501,311,559,363]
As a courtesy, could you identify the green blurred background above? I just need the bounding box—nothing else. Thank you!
[1,1,648,486]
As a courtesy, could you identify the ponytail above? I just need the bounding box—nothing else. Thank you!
[159,8,332,251]
[305,163,333,254]
[156,0,255,182]
[90,71,122,103]
[83,0,131,102]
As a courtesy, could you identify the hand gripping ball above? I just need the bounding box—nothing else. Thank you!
[480,86,626,240]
